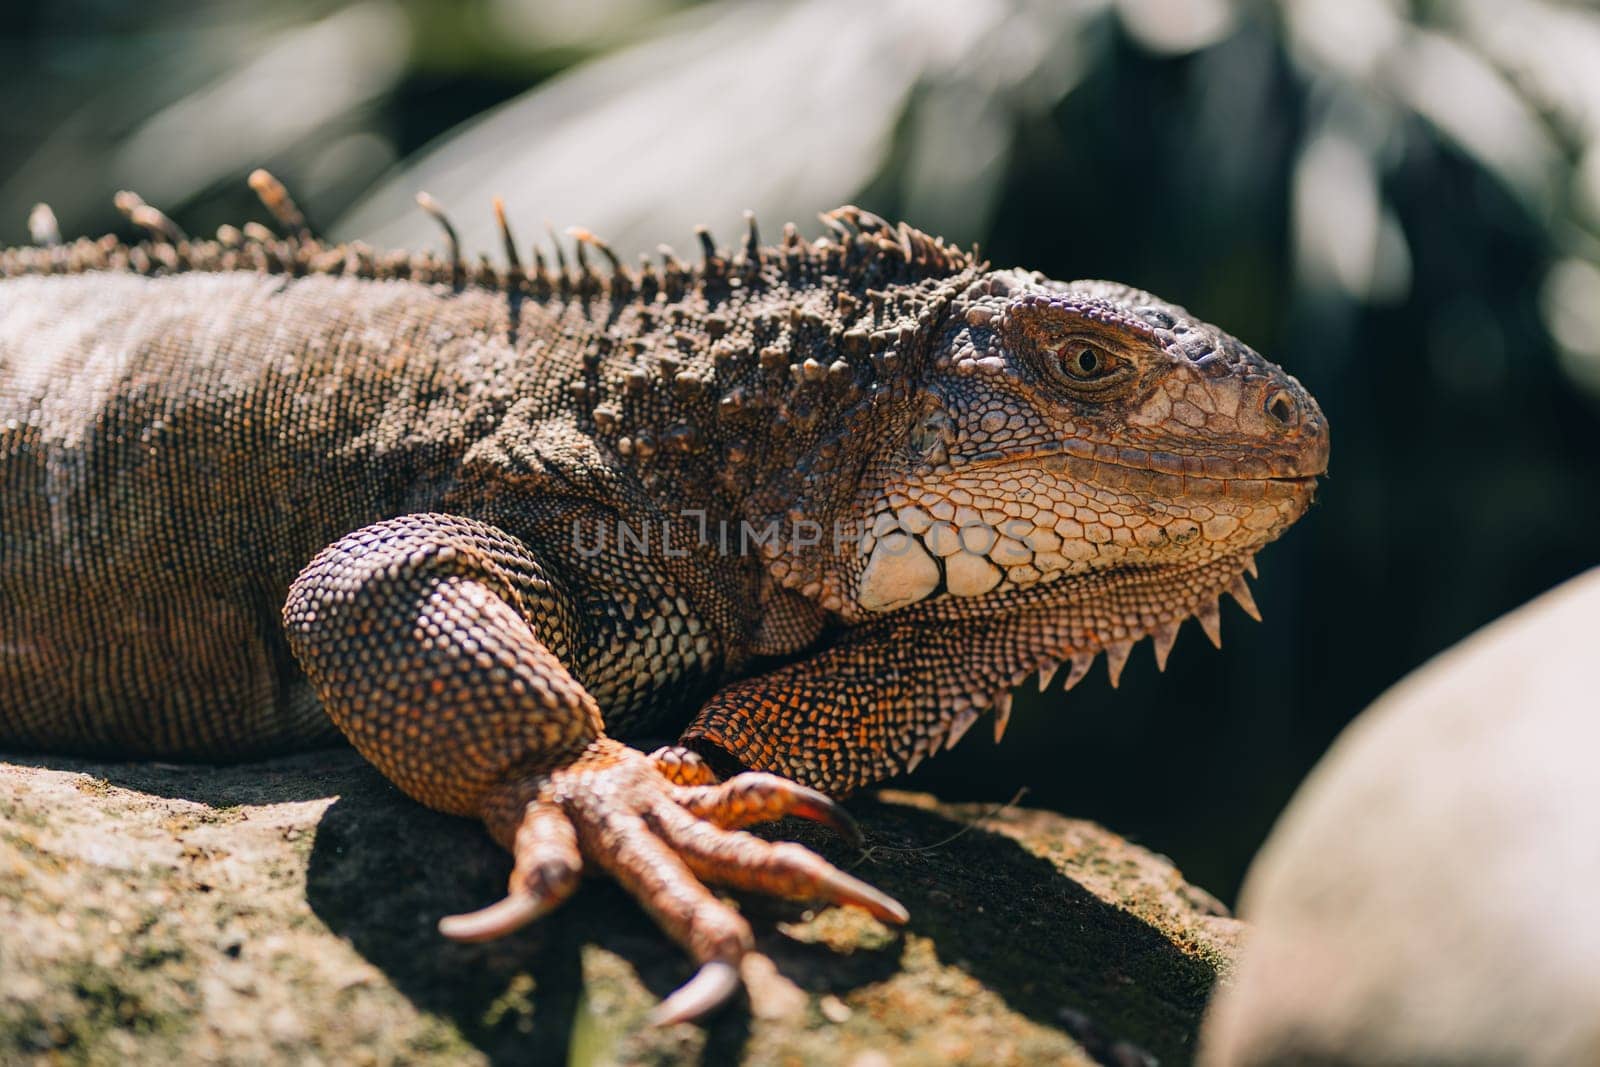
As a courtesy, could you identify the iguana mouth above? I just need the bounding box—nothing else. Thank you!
[965,439,1326,482]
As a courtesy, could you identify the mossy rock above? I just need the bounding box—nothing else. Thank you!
[0,750,1239,1065]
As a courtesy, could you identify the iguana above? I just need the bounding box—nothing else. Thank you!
[0,174,1328,1024]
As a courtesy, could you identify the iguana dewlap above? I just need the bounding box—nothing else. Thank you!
[0,178,1328,1024]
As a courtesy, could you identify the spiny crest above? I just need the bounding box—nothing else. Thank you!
[0,173,978,300]
[916,556,1268,756]
[1036,565,1262,695]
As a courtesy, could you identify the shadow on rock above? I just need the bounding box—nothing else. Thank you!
[304,772,1232,1065]
[778,797,1232,1065]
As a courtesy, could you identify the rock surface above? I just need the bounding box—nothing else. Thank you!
[0,751,1239,1066]
[1199,566,1600,1067]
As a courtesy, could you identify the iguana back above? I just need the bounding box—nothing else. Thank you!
[0,270,521,755]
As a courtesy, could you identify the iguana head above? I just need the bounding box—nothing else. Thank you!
[767,248,1326,685]
[843,269,1327,615]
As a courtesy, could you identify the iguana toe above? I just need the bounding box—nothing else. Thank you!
[440,800,582,941]
[672,771,865,848]
[646,800,906,924]
[648,744,719,786]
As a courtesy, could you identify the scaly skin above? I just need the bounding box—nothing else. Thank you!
[0,178,1328,1023]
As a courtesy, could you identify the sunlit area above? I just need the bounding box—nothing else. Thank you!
[3,1,1598,1063]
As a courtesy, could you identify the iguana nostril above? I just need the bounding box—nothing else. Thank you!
[1266,390,1297,427]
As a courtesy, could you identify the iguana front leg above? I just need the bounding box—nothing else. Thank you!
[681,623,1010,797]
[282,514,904,1024]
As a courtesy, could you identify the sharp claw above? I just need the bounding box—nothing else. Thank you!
[788,789,864,848]
[437,892,541,942]
[825,868,910,925]
[648,960,742,1027]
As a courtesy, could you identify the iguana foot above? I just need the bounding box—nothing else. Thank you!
[440,739,906,1025]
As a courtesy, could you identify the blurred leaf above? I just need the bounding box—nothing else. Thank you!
[335,0,1102,258]
[113,3,410,209]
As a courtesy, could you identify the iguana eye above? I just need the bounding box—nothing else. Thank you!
[1061,344,1113,380]
[1043,338,1134,397]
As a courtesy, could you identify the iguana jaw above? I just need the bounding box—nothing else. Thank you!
[842,444,1316,625]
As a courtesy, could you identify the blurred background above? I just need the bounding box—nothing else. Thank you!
[3,0,1597,902]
